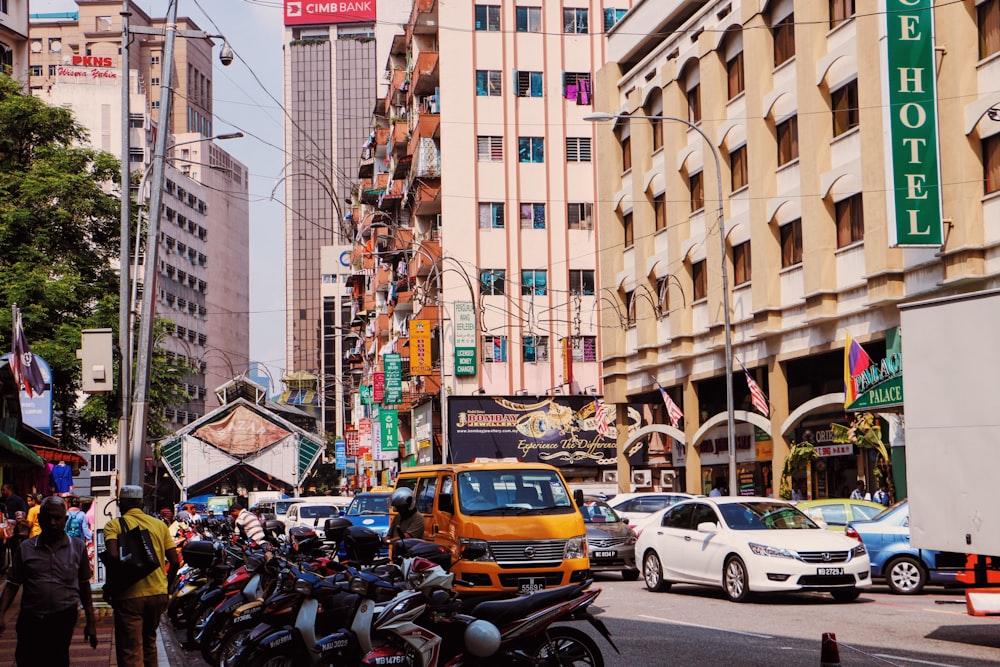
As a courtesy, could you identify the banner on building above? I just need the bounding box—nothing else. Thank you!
[845,328,903,412]
[334,439,346,470]
[373,373,385,403]
[454,301,477,376]
[413,402,434,466]
[409,320,433,376]
[378,408,399,459]
[283,0,376,26]
[383,353,402,404]
[882,0,943,246]
[358,418,373,459]
[345,427,359,457]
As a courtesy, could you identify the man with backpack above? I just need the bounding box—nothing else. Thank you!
[65,496,91,542]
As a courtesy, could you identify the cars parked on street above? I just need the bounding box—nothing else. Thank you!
[283,499,344,539]
[344,492,392,538]
[607,492,694,529]
[796,498,885,532]
[580,496,639,580]
[636,497,871,602]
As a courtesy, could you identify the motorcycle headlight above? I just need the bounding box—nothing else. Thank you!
[293,578,313,595]
[459,538,495,562]
[564,536,587,560]
[851,543,867,558]
[349,576,368,595]
[748,542,795,559]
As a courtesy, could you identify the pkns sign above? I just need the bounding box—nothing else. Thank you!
[284,1,376,26]
[882,0,943,247]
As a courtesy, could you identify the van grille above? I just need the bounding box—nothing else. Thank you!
[489,539,566,565]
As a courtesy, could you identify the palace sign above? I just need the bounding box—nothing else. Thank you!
[882,0,943,246]
[284,1,376,26]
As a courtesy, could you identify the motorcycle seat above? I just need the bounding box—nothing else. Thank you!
[469,582,590,628]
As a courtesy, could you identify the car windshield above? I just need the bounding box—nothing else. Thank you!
[275,501,300,514]
[458,469,574,515]
[718,502,820,530]
[347,495,390,516]
[299,506,337,519]
[581,501,620,523]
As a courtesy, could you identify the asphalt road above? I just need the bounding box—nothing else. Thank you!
[160,576,1000,666]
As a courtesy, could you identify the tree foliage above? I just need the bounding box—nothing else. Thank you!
[779,442,818,500]
[832,412,894,498]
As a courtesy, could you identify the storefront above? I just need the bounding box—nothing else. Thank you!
[697,423,756,495]
[794,420,856,500]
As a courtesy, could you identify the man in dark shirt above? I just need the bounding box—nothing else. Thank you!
[1,484,26,520]
[0,496,97,665]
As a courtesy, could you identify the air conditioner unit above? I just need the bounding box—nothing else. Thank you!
[660,470,677,489]
[601,470,618,484]
[632,470,652,488]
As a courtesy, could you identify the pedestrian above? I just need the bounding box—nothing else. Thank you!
[104,485,179,667]
[1,484,26,520]
[850,479,869,500]
[230,499,265,544]
[0,496,97,666]
[158,506,174,524]
[25,494,41,538]
[66,495,92,542]
[873,483,891,506]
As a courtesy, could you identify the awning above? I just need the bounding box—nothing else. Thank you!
[30,445,87,466]
[0,432,45,467]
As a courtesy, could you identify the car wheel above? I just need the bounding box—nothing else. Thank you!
[643,551,671,592]
[724,556,751,602]
[886,556,927,595]
[830,588,861,602]
[622,569,640,581]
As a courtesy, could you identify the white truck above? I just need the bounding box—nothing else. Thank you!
[899,289,1000,589]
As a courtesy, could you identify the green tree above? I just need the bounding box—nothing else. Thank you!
[779,441,818,500]
[831,412,894,499]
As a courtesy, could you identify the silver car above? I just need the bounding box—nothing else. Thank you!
[581,497,639,580]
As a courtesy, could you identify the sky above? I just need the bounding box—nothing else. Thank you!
[34,0,288,388]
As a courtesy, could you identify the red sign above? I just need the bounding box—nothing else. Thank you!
[373,373,385,403]
[345,428,360,457]
[284,1,376,26]
[358,418,372,458]
[814,444,853,458]
[71,55,113,67]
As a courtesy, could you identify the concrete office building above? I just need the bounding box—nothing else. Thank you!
[593,0,1000,497]
[0,0,29,84]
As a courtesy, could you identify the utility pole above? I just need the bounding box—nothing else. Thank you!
[118,0,132,489]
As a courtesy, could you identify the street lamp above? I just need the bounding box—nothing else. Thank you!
[584,111,738,497]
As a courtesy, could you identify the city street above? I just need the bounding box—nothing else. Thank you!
[159,575,1000,666]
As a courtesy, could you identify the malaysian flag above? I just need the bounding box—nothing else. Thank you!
[652,378,683,428]
[594,399,611,438]
[10,305,46,398]
[745,370,769,417]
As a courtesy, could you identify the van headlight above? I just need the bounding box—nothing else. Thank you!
[564,536,587,560]
[459,538,495,562]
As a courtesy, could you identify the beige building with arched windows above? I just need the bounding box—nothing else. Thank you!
[594,0,1000,498]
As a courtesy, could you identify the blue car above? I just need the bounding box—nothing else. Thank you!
[846,500,974,595]
[342,492,391,557]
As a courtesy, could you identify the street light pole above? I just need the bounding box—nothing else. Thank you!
[584,111,738,496]
[118,0,133,491]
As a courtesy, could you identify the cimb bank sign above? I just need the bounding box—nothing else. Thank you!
[881,0,943,247]
[284,0,376,26]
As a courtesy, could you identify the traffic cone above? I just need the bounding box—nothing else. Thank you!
[820,632,841,667]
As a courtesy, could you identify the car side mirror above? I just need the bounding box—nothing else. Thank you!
[696,521,718,533]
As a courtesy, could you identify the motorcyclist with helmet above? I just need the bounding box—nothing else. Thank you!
[386,487,424,544]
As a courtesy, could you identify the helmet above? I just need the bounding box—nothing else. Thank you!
[464,620,501,657]
[390,487,416,512]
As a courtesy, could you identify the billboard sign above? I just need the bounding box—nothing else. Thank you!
[383,353,402,405]
[454,302,477,376]
[345,427,359,457]
[409,320,433,376]
[334,439,346,470]
[3,353,53,435]
[284,1,376,26]
[373,373,384,403]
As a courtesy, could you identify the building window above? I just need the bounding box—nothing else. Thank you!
[480,269,506,295]
[835,194,865,247]
[475,5,501,31]
[151,55,161,65]
[563,8,589,33]
[981,0,1000,59]
[621,135,632,171]
[562,72,592,103]
[654,193,667,231]
[984,134,1000,194]
[566,137,592,162]
[521,270,548,296]
[624,290,636,326]
[623,211,634,247]
[692,260,707,301]
[777,115,799,166]
[730,145,748,191]
[29,65,42,77]
[90,454,117,472]
[476,70,502,96]
[832,80,859,137]
[151,77,160,87]
[514,70,543,97]
[477,135,503,161]
[727,51,745,99]
[650,116,663,151]
[830,0,855,28]
[568,203,594,230]
[482,335,508,362]
[152,101,160,109]
[478,202,505,229]
[780,219,803,268]
[604,8,627,32]
[733,241,751,286]
[523,335,549,363]
[773,13,795,66]
[518,137,544,163]
[689,172,704,212]
[569,269,595,295]
[516,6,542,33]
[129,148,144,163]
[687,82,701,124]
[572,336,598,362]
[48,64,57,76]
[656,276,670,313]
[519,203,546,229]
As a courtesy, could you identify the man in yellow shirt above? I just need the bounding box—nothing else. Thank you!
[103,485,179,667]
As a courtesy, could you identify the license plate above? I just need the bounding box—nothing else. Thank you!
[593,550,615,559]
[518,578,545,594]
[816,567,844,576]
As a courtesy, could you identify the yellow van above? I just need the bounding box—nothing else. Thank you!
[393,462,589,595]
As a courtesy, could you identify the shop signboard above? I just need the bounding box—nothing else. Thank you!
[448,396,647,467]
[379,408,399,459]
[345,428,359,457]
[334,439,346,470]
[284,0,376,26]
[696,423,756,466]
[414,402,434,465]
[846,328,904,412]
[383,353,402,404]
[409,320,433,376]
[373,373,385,403]
[814,444,853,458]
[360,384,373,405]
[358,418,373,458]
[454,301,477,376]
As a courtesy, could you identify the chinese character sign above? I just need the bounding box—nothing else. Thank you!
[409,320,433,376]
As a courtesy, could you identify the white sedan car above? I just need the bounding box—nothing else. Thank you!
[635,497,871,602]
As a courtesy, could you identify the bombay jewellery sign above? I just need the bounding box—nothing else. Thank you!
[882,0,943,247]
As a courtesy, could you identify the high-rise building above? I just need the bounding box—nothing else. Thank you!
[0,0,29,84]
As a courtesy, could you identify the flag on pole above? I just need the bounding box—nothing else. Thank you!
[11,305,46,398]
[652,377,683,428]
[594,399,611,438]
[843,331,873,409]
[744,370,769,417]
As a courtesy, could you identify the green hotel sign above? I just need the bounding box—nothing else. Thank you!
[883,0,943,247]
[847,328,904,412]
